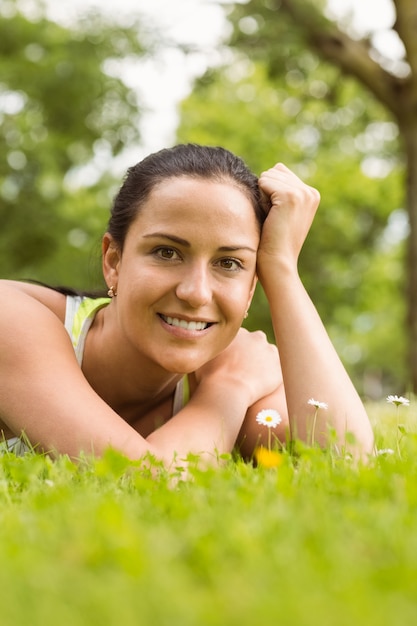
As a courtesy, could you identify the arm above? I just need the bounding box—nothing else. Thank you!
[0,285,279,465]
[148,328,282,465]
[257,164,374,456]
[0,285,148,459]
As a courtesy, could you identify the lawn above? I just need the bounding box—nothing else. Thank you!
[0,400,416,626]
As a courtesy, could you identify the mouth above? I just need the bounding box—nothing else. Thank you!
[158,314,213,331]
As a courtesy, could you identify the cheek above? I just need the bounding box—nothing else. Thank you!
[119,264,165,297]
[221,280,254,319]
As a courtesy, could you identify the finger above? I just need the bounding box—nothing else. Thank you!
[259,168,303,193]
[259,169,320,207]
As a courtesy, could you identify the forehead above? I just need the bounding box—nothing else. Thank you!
[137,176,259,230]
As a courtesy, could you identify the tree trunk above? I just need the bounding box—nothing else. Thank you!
[403,120,417,391]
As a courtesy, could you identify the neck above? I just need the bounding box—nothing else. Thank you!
[81,306,183,419]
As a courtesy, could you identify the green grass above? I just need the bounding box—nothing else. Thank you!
[1,402,416,626]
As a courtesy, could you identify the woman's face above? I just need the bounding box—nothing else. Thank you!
[104,176,260,374]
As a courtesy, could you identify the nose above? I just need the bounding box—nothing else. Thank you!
[175,262,213,308]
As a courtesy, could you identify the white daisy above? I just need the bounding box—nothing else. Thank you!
[376,448,395,456]
[386,395,410,407]
[255,409,282,428]
[308,398,328,410]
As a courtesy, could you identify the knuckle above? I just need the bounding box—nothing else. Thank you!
[309,186,321,204]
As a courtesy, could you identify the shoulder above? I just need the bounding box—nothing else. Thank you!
[0,280,66,321]
[0,282,77,371]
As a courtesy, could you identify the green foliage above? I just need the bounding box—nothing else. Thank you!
[0,1,145,286]
[177,34,405,394]
[0,404,417,626]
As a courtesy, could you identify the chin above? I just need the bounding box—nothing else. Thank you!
[159,353,214,376]
[163,362,200,375]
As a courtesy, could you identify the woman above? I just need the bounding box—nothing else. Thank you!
[0,144,374,465]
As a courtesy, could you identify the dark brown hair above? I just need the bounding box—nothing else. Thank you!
[107,143,267,250]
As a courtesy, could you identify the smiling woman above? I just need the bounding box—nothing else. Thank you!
[102,174,259,376]
[0,143,374,466]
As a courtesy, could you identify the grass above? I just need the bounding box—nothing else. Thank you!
[1,401,417,626]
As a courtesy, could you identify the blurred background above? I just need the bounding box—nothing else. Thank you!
[0,0,413,398]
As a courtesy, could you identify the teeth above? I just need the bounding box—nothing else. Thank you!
[162,315,209,331]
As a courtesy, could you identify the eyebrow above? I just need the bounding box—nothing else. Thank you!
[143,232,257,253]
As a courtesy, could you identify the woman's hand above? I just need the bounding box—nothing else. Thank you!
[257,163,320,274]
[195,328,282,408]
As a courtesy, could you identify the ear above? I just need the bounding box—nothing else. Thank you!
[102,233,121,290]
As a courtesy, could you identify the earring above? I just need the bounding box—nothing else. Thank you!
[107,286,116,298]
[244,310,249,319]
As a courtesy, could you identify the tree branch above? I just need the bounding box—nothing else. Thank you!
[392,0,417,77]
[278,0,408,117]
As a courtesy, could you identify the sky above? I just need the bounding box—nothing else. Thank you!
[45,0,229,159]
[31,0,403,171]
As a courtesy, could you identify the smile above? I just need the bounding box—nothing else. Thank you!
[159,314,212,331]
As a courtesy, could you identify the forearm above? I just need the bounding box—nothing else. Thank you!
[261,262,374,455]
[146,378,250,467]
[146,328,283,467]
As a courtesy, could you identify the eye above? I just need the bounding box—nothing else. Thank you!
[217,257,244,271]
[154,246,180,260]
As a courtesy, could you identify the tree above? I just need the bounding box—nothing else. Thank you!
[222,0,417,390]
[177,57,405,395]
[0,1,147,287]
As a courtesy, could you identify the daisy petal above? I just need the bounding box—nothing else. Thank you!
[308,398,328,410]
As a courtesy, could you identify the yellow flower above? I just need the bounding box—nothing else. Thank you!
[255,446,283,469]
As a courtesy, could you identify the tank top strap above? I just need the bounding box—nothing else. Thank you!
[172,375,190,415]
[65,295,110,365]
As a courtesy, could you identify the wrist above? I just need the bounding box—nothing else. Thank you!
[197,371,253,408]
[257,247,298,272]
[257,253,300,293]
